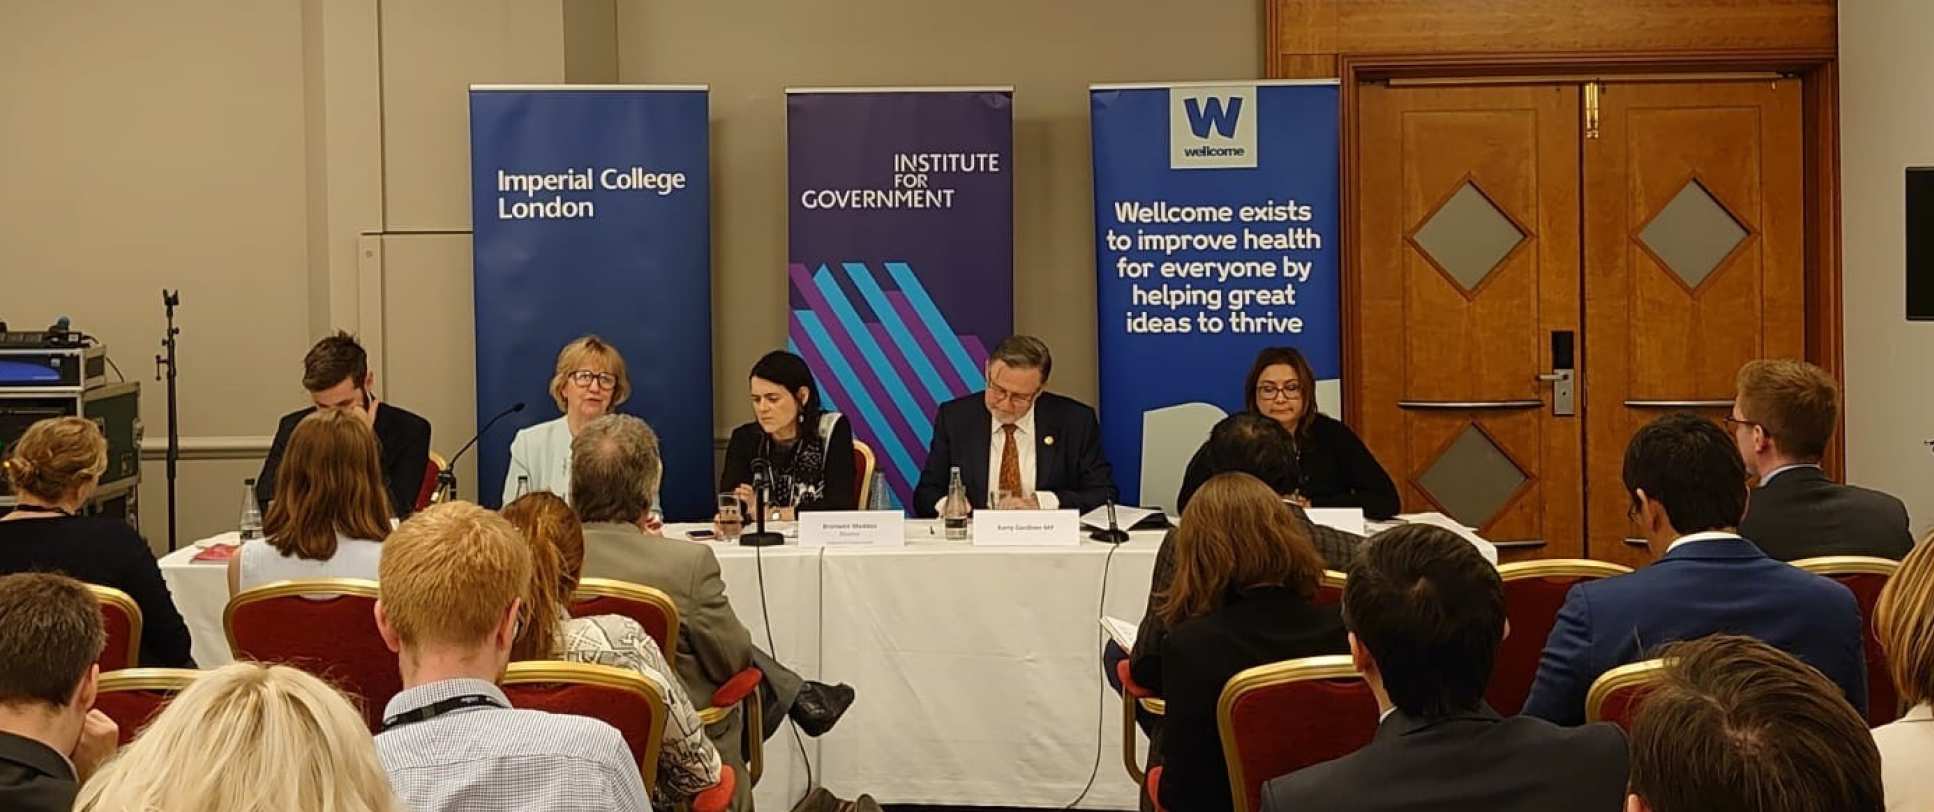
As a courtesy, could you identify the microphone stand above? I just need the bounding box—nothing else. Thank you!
[441,402,526,504]
[153,290,181,551]
[1090,499,1130,544]
[741,466,784,547]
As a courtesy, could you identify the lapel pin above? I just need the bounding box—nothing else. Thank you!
[1044,435,1055,446]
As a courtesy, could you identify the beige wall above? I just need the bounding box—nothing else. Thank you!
[4,0,1259,548]
[1841,2,1934,535]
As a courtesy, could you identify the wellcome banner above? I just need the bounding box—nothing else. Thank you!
[1091,80,1342,507]
[469,85,712,518]
[786,87,1015,508]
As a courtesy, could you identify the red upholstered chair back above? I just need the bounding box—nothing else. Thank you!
[1490,560,1632,715]
[1794,556,1901,725]
[414,452,446,511]
[224,579,395,731]
[1217,655,1379,812]
[1586,658,1669,731]
[502,661,667,787]
[1314,570,1346,607]
[93,668,199,745]
[852,441,877,510]
[571,578,681,670]
[88,584,143,671]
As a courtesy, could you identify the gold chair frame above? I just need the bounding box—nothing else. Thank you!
[1216,655,1362,812]
[88,584,143,669]
[503,660,669,788]
[853,440,878,508]
[223,578,382,656]
[1497,559,1634,581]
[1585,657,1670,724]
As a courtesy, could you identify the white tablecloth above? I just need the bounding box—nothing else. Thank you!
[160,521,1162,810]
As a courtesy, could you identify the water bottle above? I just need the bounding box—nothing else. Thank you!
[515,475,530,499]
[238,478,263,541]
[942,466,969,540]
[866,470,893,512]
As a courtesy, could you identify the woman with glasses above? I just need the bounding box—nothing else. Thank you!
[503,335,631,505]
[1175,346,1399,518]
[715,350,858,525]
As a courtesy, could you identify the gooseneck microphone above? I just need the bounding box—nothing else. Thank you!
[741,460,784,547]
[437,401,526,504]
[1090,499,1130,544]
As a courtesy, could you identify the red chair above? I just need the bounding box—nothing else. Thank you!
[853,440,876,509]
[1586,658,1669,730]
[225,579,396,732]
[1115,659,1166,785]
[88,584,142,671]
[414,451,446,511]
[570,578,765,784]
[1218,655,1380,812]
[1490,559,1632,715]
[503,661,735,812]
[1794,556,1901,725]
[93,668,198,745]
[1314,570,1346,607]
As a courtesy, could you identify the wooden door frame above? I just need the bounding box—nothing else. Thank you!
[1338,50,1844,475]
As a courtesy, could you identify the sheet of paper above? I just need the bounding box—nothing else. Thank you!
[1100,615,1138,650]
[1393,512,1500,564]
[1080,504,1158,531]
[1304,507,1366,537]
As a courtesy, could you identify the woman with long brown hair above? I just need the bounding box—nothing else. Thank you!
[500,492,722,805]
[228,409,391,594]
[1131,472,1348,812]
[1175,346,1399,518]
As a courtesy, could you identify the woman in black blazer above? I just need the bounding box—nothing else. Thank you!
[1131,472,1349,812]
[716,350,858,522]
[1175,346,1400,518]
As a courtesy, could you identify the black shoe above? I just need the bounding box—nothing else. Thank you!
[789,681,855,737]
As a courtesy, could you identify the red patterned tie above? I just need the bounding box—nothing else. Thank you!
[999,424,1023,497]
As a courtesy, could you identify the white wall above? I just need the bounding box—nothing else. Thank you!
[1842,1,1934,535]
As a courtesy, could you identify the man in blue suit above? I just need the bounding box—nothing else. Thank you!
[1521,412,1866,725]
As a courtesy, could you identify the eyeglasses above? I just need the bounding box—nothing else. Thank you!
[1257,383,1304,402]
[988,381,1041,408]
[1722,415,1764,434]
[568,370,617,390]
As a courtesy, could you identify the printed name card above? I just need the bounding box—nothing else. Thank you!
[799,511,906,547]
[972,509,1081,547]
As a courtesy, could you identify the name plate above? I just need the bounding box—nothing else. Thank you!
[971,509,1080,547]
[799,511,906,547]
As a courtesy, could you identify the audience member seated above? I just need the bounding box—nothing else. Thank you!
[257,331,431,520]
[76,661,400,812]
[505,334,629,505]
[571,415,852,809]
[373,501,650,811]
[717,350,859,520]
[0,417,193,668]
[1261,525,1626,812]
[1732,359,1913,561]
[1130,472,1349,812]
[1522,413,1866,725]
[0,574,117,812]
[229,409,391,595]
[1176,346,1399,518]
[1624,634,1882,812]
[502,491,723,803]
[911,335,1117,516]
[1871,532,1934,810]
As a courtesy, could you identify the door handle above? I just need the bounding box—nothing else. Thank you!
[1544,330,1575,416]
[1623,399,1733,409]
[1397,400,1544,410]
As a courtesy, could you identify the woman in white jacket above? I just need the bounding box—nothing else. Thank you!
[503,334,630,505]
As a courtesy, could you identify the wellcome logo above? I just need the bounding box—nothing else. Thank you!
[1170,84,1258,170]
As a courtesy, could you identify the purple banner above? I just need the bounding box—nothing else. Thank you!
[787,88,1014,507]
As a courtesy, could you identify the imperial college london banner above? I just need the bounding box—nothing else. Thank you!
[787,87,1014,508]
[469,86,712,519]
[1091,80,1341,508]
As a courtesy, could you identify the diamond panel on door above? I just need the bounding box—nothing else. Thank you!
[1410,179,1528,295]
[1414,424,1530,529]
[1636,178,1750,290]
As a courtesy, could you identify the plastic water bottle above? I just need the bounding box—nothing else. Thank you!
[238,478,263,541]
[866,470,893,512]
[942,467,970,540]
[515,475,530,499]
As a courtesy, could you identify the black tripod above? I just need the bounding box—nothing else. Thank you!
[154,290,181,552]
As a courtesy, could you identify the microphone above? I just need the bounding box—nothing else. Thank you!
[1090,499,1130,544]
[437,401,526,504]
[742,461,783,547]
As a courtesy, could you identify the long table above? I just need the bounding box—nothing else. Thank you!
[160,522,1165,810]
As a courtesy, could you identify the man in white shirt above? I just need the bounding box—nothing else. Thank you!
[911,335,1117,516]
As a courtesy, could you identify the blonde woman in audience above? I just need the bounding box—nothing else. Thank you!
[229,409,392,594]
[503,334,632,505]
[502,491,723,803]
[1872,533,1934,810]
[74,661,401,812]
[0,416,194,667]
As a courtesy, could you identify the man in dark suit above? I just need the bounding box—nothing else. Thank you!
[0,574,119,812]
[1263,525,1627,812]
[912,335,1115,517]
[1731,359,1913,561]
[255,331,432,518]
[1522,413,1867,725]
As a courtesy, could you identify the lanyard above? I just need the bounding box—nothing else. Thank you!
[379,693,504,732]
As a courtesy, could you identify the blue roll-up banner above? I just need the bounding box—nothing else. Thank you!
[469,85,712,517]
[1091,80,1341,508]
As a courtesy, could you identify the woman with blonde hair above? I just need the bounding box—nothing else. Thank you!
[1871,534,1934,810]
[228,409,391,594]
[75,661,400,812]
[0,416,193,667]
[503,335,632,505]
[1130,472,1348,812]
[501,491,722,803]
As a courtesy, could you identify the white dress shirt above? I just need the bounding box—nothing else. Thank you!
[1665,530,1745,555]
[935,407,1063,512]
[504,416,575,506]
[1874,703,1934,811]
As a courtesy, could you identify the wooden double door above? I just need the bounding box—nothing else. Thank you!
[1355,78,1804,566]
